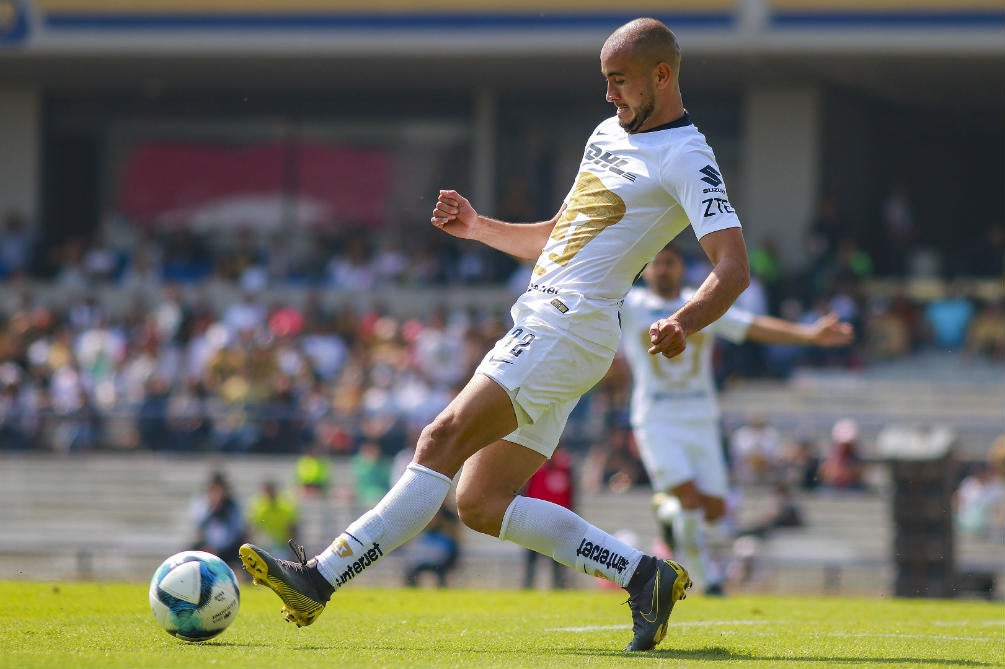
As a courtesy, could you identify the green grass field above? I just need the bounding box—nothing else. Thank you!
[2,581,1002,669]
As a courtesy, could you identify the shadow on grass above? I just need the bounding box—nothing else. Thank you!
[210,640,999,666]
[564,646,998,666]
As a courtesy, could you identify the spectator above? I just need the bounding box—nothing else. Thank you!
[246,479,300,556]
[403,497,461,588]
[370,235,409,286]
[924,281,974,350]
[953,435,1005,538]
[350,440,391,509]
[779,438,821,492]
[829,237,873,288]
[0,211,35,278]
[864,297,912,361]
[819,419,866,490]
[966,299,1005,361]
[166,378,212,451]
[879,180,918,276]
[412,307,467,392]
[136,375,172,450]
[327,237,375,290]
[523,448,576,590]
[805,196,843,270]
[729,414,782,485]
[0,367,37,450]
[748,237,784,313]
[296,444,334,498]
[189,471,247,572]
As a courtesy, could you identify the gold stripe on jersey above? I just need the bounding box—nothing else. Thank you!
[534,172,626,277]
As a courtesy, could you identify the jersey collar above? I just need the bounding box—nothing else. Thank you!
[637,112,692,134]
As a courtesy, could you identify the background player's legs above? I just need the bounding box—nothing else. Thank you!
[459,441,646,587]
[657,481,726,593]
[315,374,518,587]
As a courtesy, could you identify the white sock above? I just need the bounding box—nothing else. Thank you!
[703,519,727,587]
[673,508,720,589]
[499,495,644,588]
[314,463,452,588]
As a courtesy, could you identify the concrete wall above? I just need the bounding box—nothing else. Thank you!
[740,86,821,272]
[0,86,40,224]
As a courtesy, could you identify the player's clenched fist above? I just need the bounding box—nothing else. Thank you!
[431,189,478,240]
[648,317,687,359]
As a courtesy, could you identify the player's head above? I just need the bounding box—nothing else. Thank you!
[643,243,685,297]
[600,18,683,133]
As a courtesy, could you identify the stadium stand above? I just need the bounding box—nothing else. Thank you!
[3,446,1001,598]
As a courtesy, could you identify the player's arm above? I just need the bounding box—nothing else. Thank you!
[649,227,750,358]
[431,189,560,260]
[746,311,854,347]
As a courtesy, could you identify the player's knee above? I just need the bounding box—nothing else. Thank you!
[703,498,727,522]
[676,489,702,510]
[416,413,461,459]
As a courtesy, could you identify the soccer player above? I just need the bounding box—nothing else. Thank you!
[239,17,751,652]
[621,243,853,594]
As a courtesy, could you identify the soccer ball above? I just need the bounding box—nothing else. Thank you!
[149,551,240,642]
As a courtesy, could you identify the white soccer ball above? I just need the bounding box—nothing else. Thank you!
[149,551,240,642]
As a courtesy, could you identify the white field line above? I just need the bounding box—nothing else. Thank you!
[547,620,777,632]
[548,620,1003,643]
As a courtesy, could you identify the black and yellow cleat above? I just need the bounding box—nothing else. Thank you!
[623,557,692,652]
[239,541,334,628]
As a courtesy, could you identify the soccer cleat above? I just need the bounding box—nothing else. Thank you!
[239,541,335,627]
[623,558,692,652]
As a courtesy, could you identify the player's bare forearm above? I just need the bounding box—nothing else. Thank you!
[470,217,556,260]
[747,312,854,347]
[431,189,558,260]
[648,227,749,358]
[673,257,748,335]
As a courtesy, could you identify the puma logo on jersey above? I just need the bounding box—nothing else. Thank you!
[585,143,638,181]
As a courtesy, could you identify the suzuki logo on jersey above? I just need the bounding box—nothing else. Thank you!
[699,165,722,187]
[585,144,639,182]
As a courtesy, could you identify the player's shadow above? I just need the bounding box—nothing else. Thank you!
[567,646,997,666]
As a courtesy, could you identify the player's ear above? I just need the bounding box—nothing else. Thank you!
[654,62,674,89]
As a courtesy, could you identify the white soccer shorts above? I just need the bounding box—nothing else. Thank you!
[475,319,615,457]
[633,417,729,498]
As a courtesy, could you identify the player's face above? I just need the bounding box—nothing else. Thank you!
[601,50,658,133]
[643,250,684,297]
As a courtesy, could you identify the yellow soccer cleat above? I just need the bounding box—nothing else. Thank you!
[624,557,692,652]
[239,541,334,628]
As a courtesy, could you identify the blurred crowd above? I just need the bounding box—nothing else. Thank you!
[0,190,1002,465]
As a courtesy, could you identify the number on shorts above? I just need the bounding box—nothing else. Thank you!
[507,327,536,357]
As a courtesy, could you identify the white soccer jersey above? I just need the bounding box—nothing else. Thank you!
[621,286,753,425]
[512,113,741,351]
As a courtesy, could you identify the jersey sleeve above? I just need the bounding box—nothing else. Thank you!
[661,136,742,240]
[712,303,754,343]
